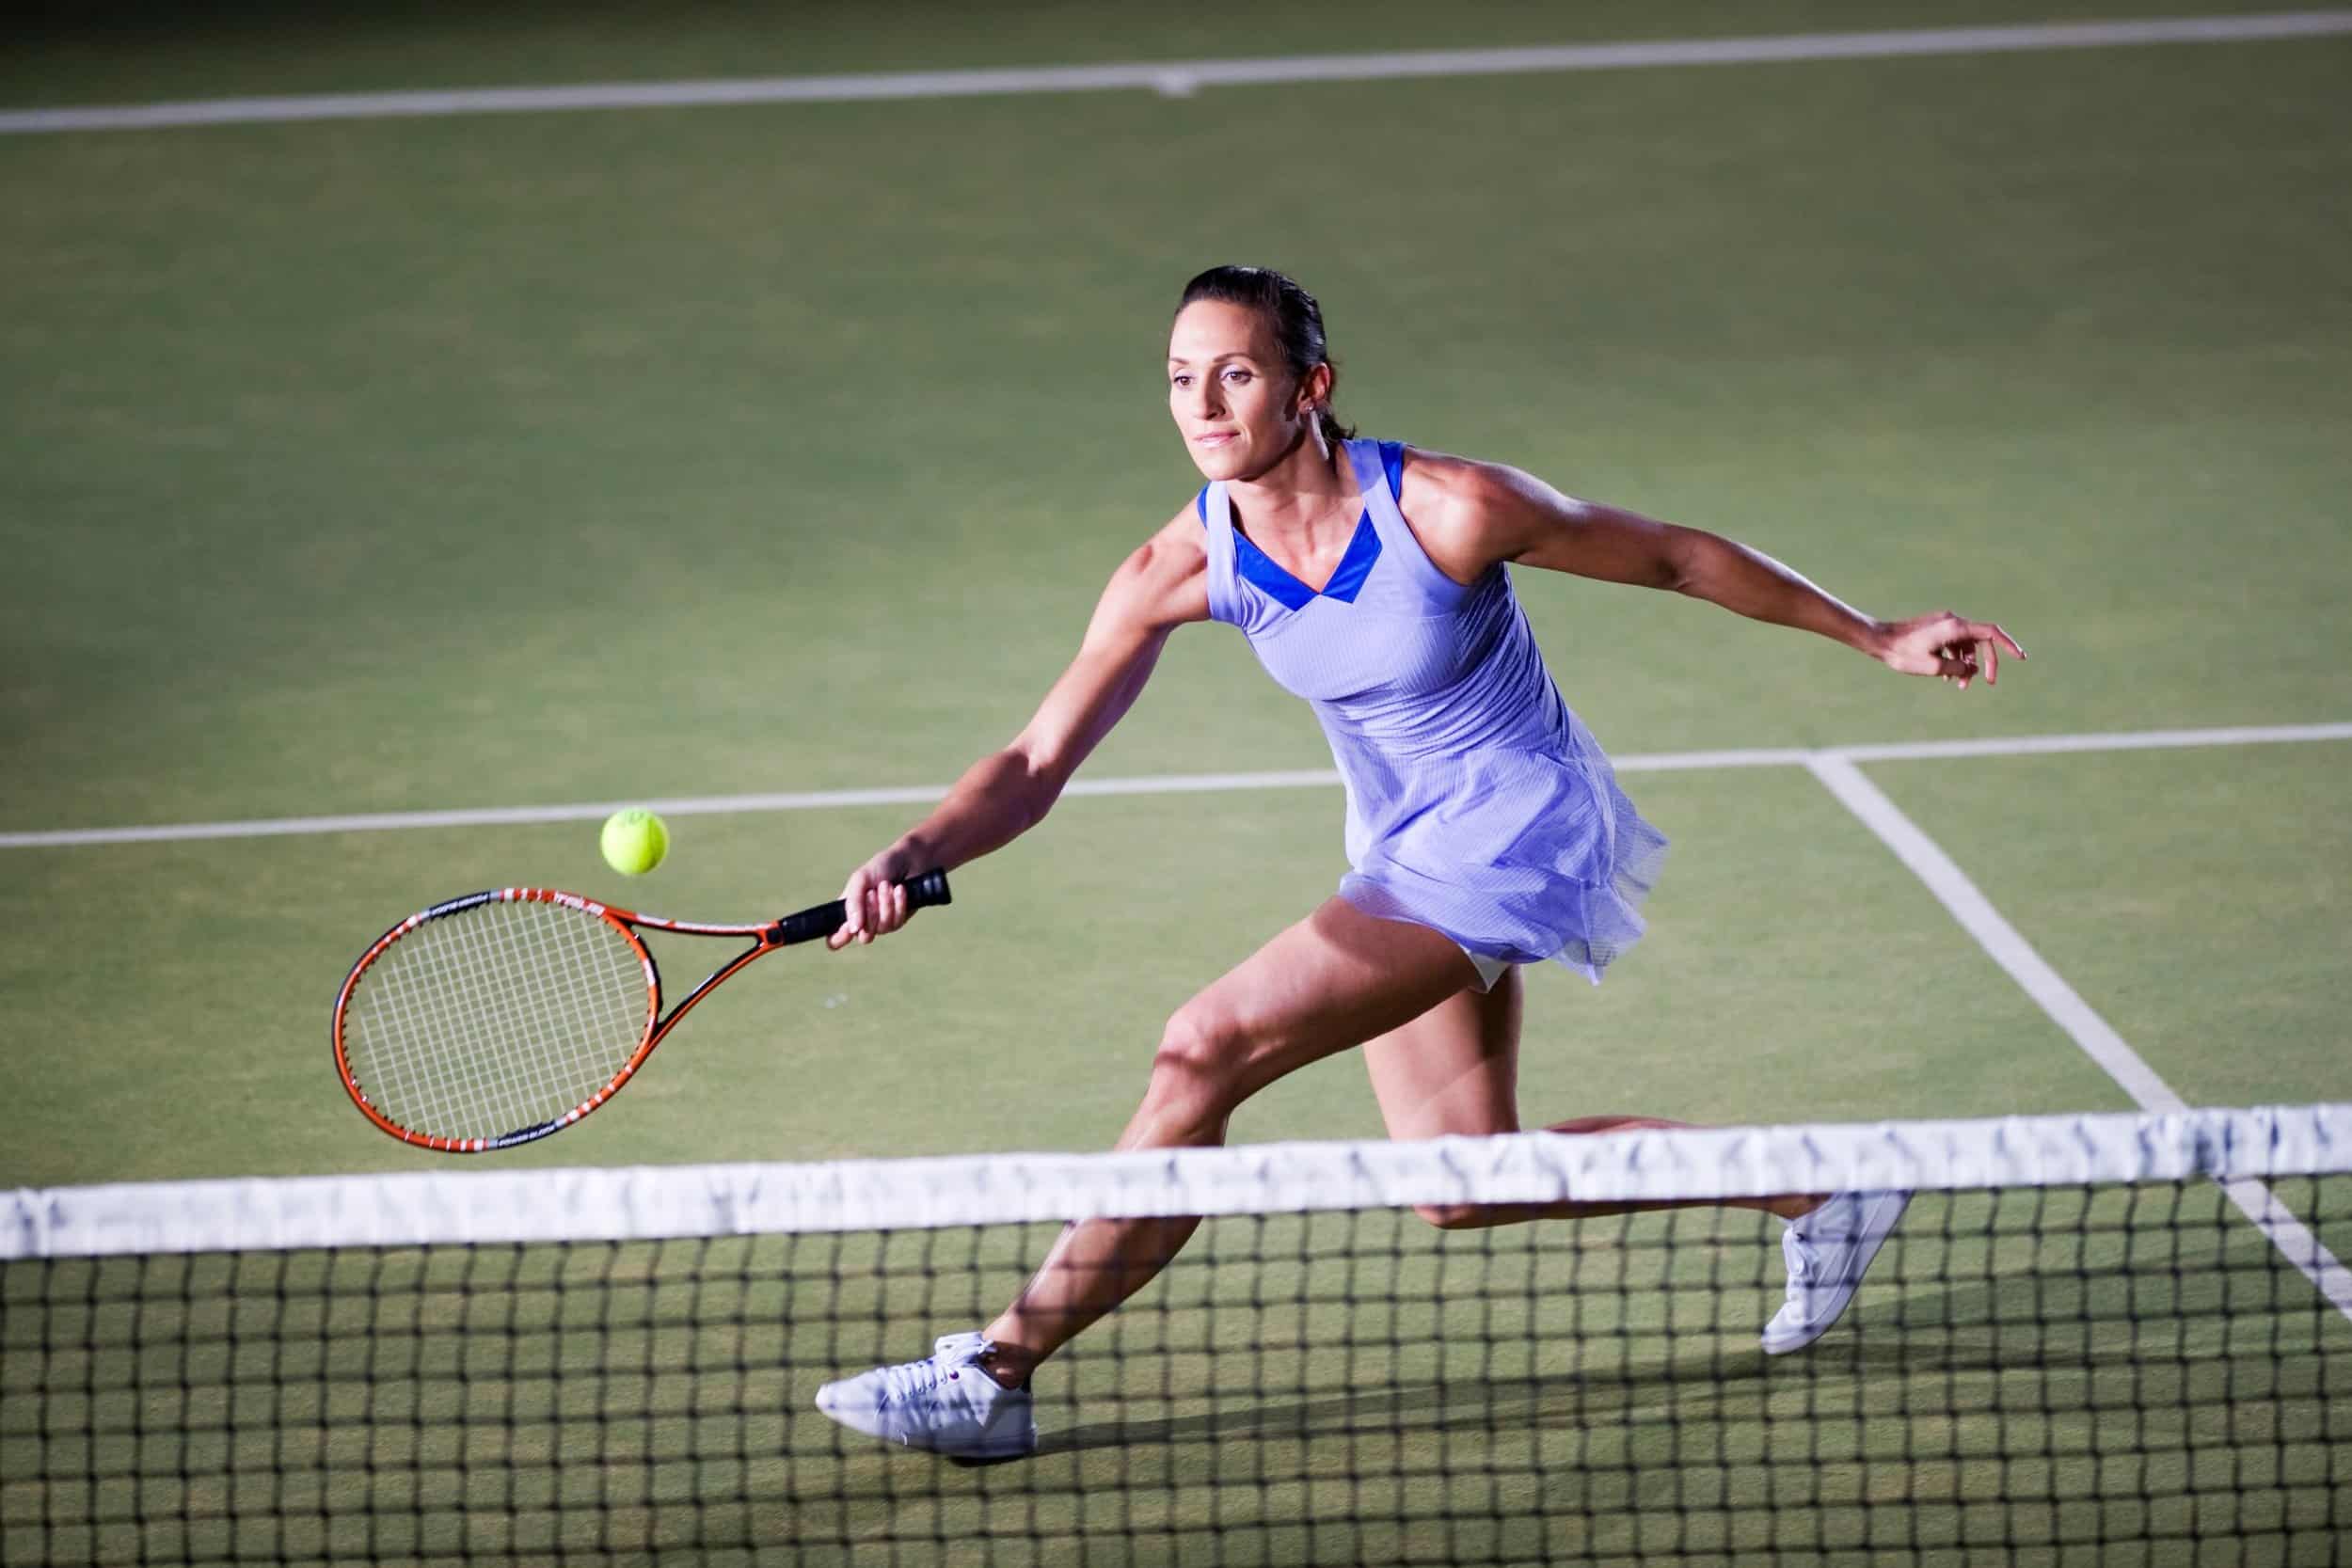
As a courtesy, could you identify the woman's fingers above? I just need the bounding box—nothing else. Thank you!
[827,881,863,949]
[829,867,880,950]
[1897,613,2024,689]
[828,866,916,950]
[1962,620,2022,687]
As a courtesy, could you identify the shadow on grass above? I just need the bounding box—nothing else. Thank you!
[1005,1272,2335,1464]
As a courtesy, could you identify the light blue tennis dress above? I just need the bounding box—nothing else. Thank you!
[1197,438,1668,985]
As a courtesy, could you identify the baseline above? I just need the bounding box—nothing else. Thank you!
[4,12,2348,135]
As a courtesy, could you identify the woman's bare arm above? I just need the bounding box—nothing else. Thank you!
[1399,451,2024,685]
[829,514,1212,947]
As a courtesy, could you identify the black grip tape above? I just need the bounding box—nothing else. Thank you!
[770,868,952,947]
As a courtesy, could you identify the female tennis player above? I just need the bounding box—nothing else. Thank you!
[814,265,2023,1457]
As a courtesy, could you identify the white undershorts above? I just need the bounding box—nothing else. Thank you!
[1458,945,1512,992]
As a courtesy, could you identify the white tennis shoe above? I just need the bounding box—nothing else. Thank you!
[1761,1188,1912,1354]
[814,1331,1037,1459]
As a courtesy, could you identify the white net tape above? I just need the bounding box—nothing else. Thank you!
[8,1104,2347,1260]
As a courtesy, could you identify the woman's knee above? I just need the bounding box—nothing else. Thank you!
[1143,1000,1253,1129]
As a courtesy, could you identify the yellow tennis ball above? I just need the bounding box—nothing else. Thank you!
[599,809,669,876]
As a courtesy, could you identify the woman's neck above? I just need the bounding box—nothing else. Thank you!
[1227,429,1357,544]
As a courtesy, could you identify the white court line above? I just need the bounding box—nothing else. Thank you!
[1836,721,2352,763]
[3,12,2348,135]
[1805,752,2352,1322]
[1,721,2343,849]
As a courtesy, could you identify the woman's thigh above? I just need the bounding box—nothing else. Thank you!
[1360,967,1526,1141]
[1141,898,1483,1132]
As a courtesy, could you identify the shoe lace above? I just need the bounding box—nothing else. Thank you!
[870,1337,989,1409]
[1781,1225,1816,1286]
[869,1357,946,1408]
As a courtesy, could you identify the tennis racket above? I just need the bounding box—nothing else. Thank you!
[332,870,951,1152]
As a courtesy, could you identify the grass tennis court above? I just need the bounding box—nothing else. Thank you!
[4,0,2345,1184]
[2,4,2349,1562]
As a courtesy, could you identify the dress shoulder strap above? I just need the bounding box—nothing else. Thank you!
[1193,482,1244,626]
[1342,438,1473,606]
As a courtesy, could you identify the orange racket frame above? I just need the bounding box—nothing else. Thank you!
[332,872,949,1152]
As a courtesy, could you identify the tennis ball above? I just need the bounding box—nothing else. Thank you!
[599,809,669,876]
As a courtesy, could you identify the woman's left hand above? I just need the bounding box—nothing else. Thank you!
[1871,612,2026,689]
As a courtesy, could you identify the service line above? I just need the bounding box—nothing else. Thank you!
[2,721,2345,850]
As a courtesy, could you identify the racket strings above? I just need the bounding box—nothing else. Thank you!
[343,899,653,1141]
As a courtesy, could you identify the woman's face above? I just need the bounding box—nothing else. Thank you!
[1167,299,1320,482]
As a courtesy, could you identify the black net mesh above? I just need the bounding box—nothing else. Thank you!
[5,1122,2349,1565]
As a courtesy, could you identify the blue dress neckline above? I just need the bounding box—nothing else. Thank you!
[1231,511,1382,610]
[1194,436,1406,611]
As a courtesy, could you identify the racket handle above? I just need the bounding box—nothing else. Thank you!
[768,868,952,947]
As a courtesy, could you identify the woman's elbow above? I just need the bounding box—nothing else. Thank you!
[1657,526,1724,595]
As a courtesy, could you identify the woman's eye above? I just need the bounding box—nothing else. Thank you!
[1170,375,1192,388]
[1222,370,1251,383]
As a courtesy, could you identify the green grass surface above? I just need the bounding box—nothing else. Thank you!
[4,5,2345,1182]
[2,8,2348,1561]
[1871,744,2352,1111]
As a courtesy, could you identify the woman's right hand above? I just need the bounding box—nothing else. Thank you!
[827,845,926,950]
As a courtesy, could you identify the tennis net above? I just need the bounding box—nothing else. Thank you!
[5,1105,2348,1565]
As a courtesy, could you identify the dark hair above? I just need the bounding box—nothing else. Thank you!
[1176,265,1356,445]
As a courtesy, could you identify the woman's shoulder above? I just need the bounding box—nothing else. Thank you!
[1392,444,1535,515]
[1391,445,1544,582]
[1143,499,1216,562]
[1094,506,1214,630]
